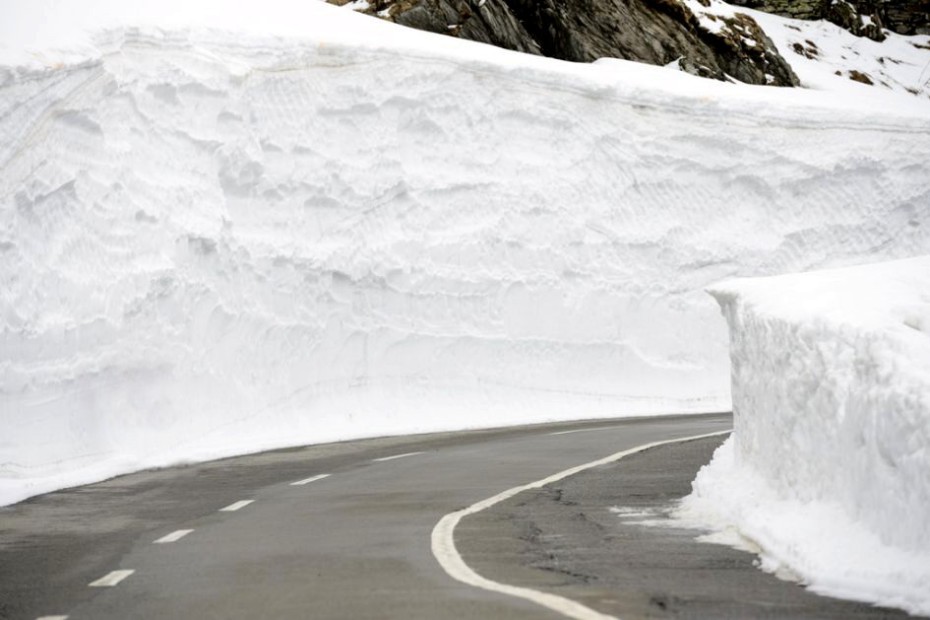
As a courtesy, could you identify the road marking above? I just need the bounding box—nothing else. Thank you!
[291,473,331,486]
[431,429,732,620]
[549,426,614,436]
[88,569,135,587]
[219,500,254,512]
[373,451,423,462]
[36,616,69,620]
[154,529,194,544]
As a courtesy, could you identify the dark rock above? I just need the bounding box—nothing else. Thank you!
[372,0,543,55]
[728,0,929,37]
[335,0,800,86]
[882,0,930,35]
[849,69,875,84]
[826,1,886,42]
[726,0,830,20]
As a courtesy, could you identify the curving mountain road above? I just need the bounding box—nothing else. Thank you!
[0,412,907,619]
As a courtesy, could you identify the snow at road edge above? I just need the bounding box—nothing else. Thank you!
[679,256,930,615]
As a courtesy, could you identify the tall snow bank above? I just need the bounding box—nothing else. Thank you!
[2,0,930,505]
[682,257,930,615]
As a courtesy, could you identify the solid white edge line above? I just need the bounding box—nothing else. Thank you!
[431,429,733,620]
[219,500,254,512]
[154,529,194,544]
[291,473,331,486]
[373,451,424,462]
[88,569,135,587]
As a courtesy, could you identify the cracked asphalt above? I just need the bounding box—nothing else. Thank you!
[0,414,915,619]
[457,434,913,619]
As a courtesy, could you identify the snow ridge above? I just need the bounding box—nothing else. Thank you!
[682,257,930,615]
[1,22,929,505]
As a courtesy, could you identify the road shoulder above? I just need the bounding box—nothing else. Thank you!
[455,435,911,619]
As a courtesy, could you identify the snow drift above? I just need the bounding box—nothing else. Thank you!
[2,0,930,505]
[682,256,930,615]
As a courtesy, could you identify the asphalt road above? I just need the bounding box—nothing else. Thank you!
[0,412,907,619]
[459,434,911,619]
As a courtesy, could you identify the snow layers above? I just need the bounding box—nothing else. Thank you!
[2,6,930,504]
[682,257,930,615]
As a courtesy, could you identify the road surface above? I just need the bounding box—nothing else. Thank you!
[0,413,908,619]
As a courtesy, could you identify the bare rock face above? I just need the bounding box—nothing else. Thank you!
[879,0,930,35]
[337,0,800,86]
[826,1,887,42]
[728,0,930,38]
[364,0,543,54]
[725,0,828,20]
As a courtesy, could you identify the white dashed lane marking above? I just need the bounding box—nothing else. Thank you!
[372,452,423,462]
[219,500,254,512]
[290,473,331,486]
[548,427,613,436]
[88,570,135,587]
[36,616,69,620]
[154,529,194,544]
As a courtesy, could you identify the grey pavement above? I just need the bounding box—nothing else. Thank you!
[459,434,914,619]
[0,412,908,619]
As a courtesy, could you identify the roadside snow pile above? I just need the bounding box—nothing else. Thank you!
[680,256,930,615]
[2,0,930,505]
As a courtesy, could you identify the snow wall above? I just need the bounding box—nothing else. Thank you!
[683,257,930,615]
[2,8,930,504]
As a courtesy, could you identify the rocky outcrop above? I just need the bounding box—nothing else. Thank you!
[729,0,930,38]
[335,0,799,86]
[881,0,930,35]
[361,0,542,54]
[826,1,887,41]
[726,0,828,20]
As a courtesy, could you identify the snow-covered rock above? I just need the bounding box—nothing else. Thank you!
[681,256,930,615]
[340,0,801,86]
[1,0,929,505]
[728,0,930,37]
[687,0,930,101]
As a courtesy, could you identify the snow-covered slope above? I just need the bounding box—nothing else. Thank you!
[1,0,929,505]
[684,0,930,102]
[681,257,930,615]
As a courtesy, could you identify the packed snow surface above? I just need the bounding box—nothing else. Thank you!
[681,256,930,615]
[2,0,930,505]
